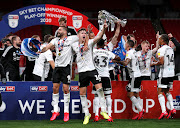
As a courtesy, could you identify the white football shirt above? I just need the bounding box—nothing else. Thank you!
[50,35,79,67]
[93,48,115,77]
[136,50,152,76]
[157,45,175,78]
[72,39,96,73]
[33,50,53,78]
[125,49,141,78]
[94,42,114,71]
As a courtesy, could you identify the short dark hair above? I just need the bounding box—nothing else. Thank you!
[127,34,135,40]
[135,44,142,51]
[44,34,52,42]
[5,33,14,39]
[58,17,67,23]
[1,38,11,44]
[127,40,134,48]
[78,28,87,34]
[47,36,55,43]
[11,35,18,43]
[161,34,169,44]
[97,39,105,46]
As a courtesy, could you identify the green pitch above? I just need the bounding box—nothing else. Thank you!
[0,119,179,128]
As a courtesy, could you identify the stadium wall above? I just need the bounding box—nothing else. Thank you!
[0,81,179,120]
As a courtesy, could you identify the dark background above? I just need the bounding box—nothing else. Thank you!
[0,0,180,43]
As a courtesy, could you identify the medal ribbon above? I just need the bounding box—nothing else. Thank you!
[105,45,110,51]
[58,37,67,52]
[141,51,147,67]
[79,43,84,57]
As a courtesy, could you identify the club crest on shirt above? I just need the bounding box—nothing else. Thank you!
[8,15,19,28]
[72,15,83,29]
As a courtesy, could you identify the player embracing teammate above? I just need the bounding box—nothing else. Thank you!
[44,15,177,123]
[118,40,145,120]
[151,34,176,119]
[71,22,110,124]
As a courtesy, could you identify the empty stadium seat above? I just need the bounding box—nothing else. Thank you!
[161,19,180,41]
[89,19,156,45]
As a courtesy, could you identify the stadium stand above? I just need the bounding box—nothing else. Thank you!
[65,0,131,11]
[169,0,180,11]
[161,19,180,41]
[14,25,42,40]
[89,19,156,45]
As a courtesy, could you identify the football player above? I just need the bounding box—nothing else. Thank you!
[118,40,145,120]
[151,34,176,119]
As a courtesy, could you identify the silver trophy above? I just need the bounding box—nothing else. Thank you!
[98,10,127,31]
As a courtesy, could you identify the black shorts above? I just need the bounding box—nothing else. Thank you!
[126,77,142,92]
[33,74,49,81]
[141,76,151,80]
[33,74,41,81]
[79,70,101,87]
[109,70,115,80]
[92,77,112,94]
[53,65,71,84]
[158,77,174,88]
[6,70,20,81]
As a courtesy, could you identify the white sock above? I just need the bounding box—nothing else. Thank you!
[105,95,112,117]
[96,88,106,112]
[80,95,89,116]
[158,94,166,113]
[94,94,99,116]
[130,96,142,112]
[52,93,59,112]
[137,96,143,108]
[64,93,70,113]
[166,93,174,110]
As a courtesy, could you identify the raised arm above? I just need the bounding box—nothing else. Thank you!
[110,20,121,46]
[93,22,108,45]
[152,31,160,54]
[168,33,180,50]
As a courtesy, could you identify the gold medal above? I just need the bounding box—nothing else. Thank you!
[58,53,61,56]
[82,57,84,60]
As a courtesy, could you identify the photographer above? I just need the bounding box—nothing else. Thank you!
[0,38,12,58]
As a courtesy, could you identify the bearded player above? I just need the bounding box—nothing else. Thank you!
[42,26,78,122]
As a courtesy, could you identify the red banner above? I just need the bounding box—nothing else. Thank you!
[45,4,98,35]
[87,80,180,119]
